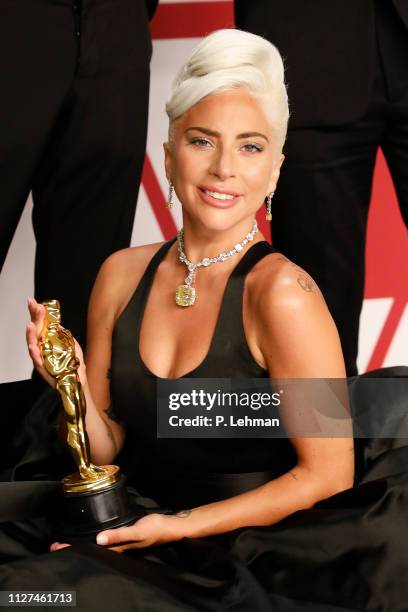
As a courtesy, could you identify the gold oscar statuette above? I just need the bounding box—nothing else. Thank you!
[39,300,140,541]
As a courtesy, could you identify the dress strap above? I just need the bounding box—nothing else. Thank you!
[115,238,176,326]
[231,240,276,277]
[139,239,177,288]
[205,240,276,364]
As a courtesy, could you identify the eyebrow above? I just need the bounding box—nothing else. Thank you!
[185,126,269,143]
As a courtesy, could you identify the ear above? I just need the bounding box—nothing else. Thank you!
[268,154,285,193]
[163,142,173,182]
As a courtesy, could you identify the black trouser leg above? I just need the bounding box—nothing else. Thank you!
[0,0,76,273]
[0,0,151,348]
[31,0,151,347]
[381,90,408,230]
[272,73,386,376]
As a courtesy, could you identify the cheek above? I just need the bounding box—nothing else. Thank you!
[174,148,206,182]
[240,157,273,191]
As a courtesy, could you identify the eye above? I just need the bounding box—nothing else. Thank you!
[188,137,213,148]
[241,143,263,153]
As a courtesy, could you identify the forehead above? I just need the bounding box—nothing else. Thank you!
[175,89,271,136]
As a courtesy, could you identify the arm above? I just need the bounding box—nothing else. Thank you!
[93,261,355,550]
[82,242,165,464]
[79,252,128,465]
[49,242,182,550]
[167,262,354,539]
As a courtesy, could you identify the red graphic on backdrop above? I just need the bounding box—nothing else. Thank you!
[151,2,234,39]
[365,151,407,369]
[142,2,407,371]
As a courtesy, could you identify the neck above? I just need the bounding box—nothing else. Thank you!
[179,217,263,263]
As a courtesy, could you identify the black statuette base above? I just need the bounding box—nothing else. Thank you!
[52,474,144,543]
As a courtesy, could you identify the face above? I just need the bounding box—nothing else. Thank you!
[164,89,284,235]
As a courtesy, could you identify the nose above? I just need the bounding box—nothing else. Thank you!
[208,146,236,181]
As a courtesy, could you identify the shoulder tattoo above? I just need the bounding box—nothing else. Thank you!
[277,256,319,294]
[296,273,317,294]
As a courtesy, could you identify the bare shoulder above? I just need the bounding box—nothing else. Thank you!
[247,251,326,313]
[99,241,167,286]
[245,251,345,377]
[88,241,168,324]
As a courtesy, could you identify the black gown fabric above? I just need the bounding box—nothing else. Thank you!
[0,240,408,612]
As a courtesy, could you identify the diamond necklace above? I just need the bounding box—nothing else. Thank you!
[175,219,258,307]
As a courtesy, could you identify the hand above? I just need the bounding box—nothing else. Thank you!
[49,514,186,554]
[26,297,87,387]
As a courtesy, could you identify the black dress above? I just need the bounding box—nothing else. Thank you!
[0,240,407,612]
[111,239,297,510]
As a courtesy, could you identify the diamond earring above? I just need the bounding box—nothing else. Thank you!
[265,191,275,221]
[167,182,174,209]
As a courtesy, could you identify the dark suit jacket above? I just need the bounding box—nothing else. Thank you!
[146,0,159,20]
[235,0,408,128]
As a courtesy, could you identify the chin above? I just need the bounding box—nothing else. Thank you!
[183,196,255,235]
[195,210,245,234]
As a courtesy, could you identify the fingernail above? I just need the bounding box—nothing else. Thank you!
[96,534,108,545]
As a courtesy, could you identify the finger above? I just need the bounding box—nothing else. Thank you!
[26,324,44,369]
[34,304,46,335]
[108,542,148,553]
[50,542,71,552]
[27,297,36,316]
[26,322,39,348]
[27,297,40,323]
[73,338,84,358]
[26,320,46,358]
[96,523,141,546]
[28,299,45,334]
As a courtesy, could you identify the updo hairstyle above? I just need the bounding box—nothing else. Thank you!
[165,29,290,157]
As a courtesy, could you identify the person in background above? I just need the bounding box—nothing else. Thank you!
[0,0,158,348]
[235,0,408,375]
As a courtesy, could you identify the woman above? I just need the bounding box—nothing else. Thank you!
[27,26,353,547]
[2,29,408,612]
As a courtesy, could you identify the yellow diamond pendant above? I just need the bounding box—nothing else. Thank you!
[175,284,196,307]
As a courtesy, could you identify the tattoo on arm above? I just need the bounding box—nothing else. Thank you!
[100,402,122,453]
[102,420,117,455]
[104,403,122,424]
[174,509,192,518]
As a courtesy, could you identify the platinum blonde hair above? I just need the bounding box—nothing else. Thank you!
[165,29,289,156]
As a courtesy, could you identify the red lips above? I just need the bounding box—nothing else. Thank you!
[198,184,242,197]
[197,187,242,209]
